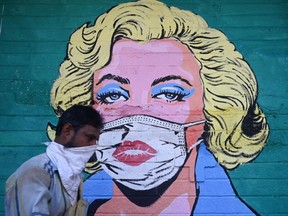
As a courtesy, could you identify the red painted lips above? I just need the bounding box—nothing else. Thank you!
[112,140,157,166]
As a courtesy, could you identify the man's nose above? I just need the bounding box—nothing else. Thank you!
[89,138,97,146]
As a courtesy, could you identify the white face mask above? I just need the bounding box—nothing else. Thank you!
[46,142,96,204]
[96,115,204,191]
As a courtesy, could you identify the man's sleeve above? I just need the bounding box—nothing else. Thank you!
[5,166,52,216]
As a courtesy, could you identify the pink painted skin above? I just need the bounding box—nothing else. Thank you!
[93,38,205,165]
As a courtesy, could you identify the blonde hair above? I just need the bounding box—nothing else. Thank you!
[50,0,269,169]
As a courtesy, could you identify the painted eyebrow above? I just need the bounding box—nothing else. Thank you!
[96,73,130,85]
[151,75,193,87]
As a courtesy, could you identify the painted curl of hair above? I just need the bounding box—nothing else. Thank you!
[50,0,269,169]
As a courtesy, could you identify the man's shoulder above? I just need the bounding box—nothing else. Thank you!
[6,153,55,189]
[27,153,49,164]
[14,153,56,177]
[22,153,49,167]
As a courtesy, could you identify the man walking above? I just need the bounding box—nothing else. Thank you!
[5,105,103,215]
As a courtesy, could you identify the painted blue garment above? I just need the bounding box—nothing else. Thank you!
[193,143,256,216]
[5,153,86,216]
[83,142,257,215]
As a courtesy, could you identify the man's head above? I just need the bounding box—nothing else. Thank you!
[54,105,103,147]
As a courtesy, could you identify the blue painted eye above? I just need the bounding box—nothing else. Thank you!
[96,84,129,104]
[151,83,194,102]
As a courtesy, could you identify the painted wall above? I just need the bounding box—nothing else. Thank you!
[0,0,287,215]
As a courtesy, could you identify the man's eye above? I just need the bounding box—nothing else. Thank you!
[87,136,94,141]
[96,84,129,105]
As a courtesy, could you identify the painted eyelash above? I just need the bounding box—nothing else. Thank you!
[157,89,189,97]
[96,90,125,104]
[96,91,116,100]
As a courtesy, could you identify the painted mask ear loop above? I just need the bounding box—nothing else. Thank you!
[182,119,206,153]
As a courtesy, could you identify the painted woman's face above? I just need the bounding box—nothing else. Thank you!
[93,38,204,123]
[92,39,205,190]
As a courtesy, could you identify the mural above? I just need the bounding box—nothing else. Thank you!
[48,0,269,215]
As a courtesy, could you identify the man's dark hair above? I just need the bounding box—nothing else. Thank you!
[55,105,103,136]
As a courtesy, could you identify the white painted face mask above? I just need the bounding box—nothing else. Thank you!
[96,115,205,191]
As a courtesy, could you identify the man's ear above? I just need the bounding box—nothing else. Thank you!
[61,123,74,138]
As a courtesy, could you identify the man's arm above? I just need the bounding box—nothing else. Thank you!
[5,166,52,216]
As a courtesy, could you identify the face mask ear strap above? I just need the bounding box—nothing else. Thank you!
[188,139,203,153]
[183,119,205,128]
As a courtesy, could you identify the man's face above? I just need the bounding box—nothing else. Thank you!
[66,124,100,148]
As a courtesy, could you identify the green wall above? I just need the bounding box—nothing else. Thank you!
[0,0,287,215]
